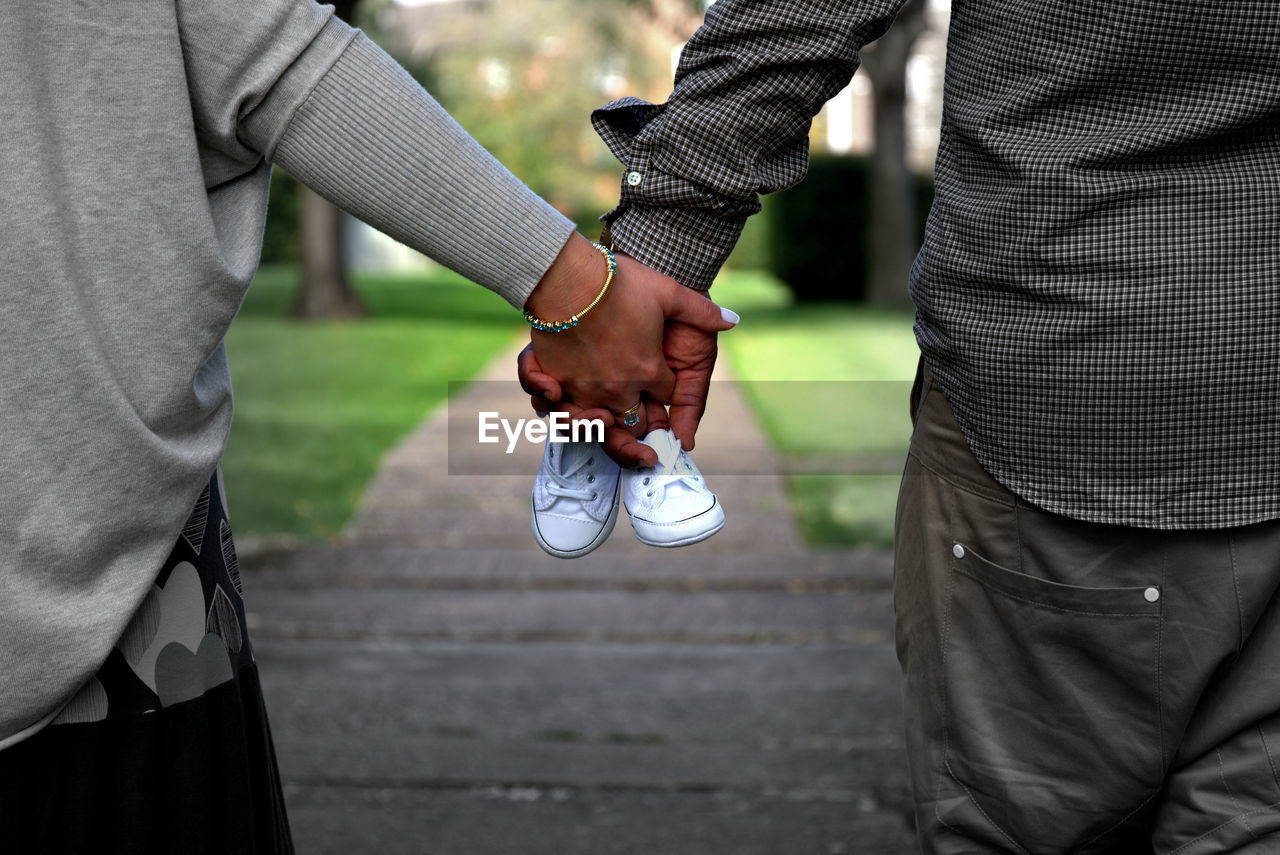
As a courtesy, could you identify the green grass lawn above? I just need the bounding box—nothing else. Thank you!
[713,270,919,548]
[223,265,521,540]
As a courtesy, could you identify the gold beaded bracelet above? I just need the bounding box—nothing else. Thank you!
[523,242,616,332]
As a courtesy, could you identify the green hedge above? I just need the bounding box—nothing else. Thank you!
[765,155,933,302]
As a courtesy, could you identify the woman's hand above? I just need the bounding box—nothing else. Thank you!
[521,233,737,465]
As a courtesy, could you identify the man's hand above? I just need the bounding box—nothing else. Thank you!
[660,318,720,453]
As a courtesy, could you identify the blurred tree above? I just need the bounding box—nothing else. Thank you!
[294,0,365,318]
[290,0,927,309]
[375,0,702,226]
[286,0,702,315]
[859,0,929,307]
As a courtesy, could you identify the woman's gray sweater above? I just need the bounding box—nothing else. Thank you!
[0,1,574,747]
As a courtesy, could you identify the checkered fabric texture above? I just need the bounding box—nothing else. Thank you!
[593,0,1280,529]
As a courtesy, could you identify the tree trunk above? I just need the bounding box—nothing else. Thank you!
[292,0,365,318]
[860,0,928,308]
[292,185,365,318]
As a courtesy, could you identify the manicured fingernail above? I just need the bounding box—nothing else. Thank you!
[720,307,740,325]
[536,410,549,418]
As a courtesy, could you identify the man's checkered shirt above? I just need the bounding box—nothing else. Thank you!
[593,0,1280,530]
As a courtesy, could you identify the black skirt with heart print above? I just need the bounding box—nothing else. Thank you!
[0,471,293,854]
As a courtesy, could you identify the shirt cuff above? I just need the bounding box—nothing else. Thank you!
[604,206,746,292]
[593,97,757,290]
[591,96,666,164]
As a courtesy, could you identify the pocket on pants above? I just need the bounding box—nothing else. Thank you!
[938,545,1163,851]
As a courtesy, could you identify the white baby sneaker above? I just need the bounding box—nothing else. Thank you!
[623,428,724,547]
[531,438,622,559]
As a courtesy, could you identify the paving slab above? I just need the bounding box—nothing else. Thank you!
[283,786,918,855]
[248,587,892,645]
[256,630,913,852]
[246,545,893,589]
[247,554,915,851]
[256,640,903,756]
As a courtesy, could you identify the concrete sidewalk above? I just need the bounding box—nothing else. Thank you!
[243,341,916,854]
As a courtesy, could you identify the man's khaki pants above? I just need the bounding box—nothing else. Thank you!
[895,365,1280,854]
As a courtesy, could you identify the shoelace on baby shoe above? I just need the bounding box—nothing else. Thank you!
[637,430,704,505]
[546,445,600,502]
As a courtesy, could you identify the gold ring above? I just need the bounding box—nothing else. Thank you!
[619,401,642,428]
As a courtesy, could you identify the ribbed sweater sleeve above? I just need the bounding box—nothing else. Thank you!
[241,22,575,309]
